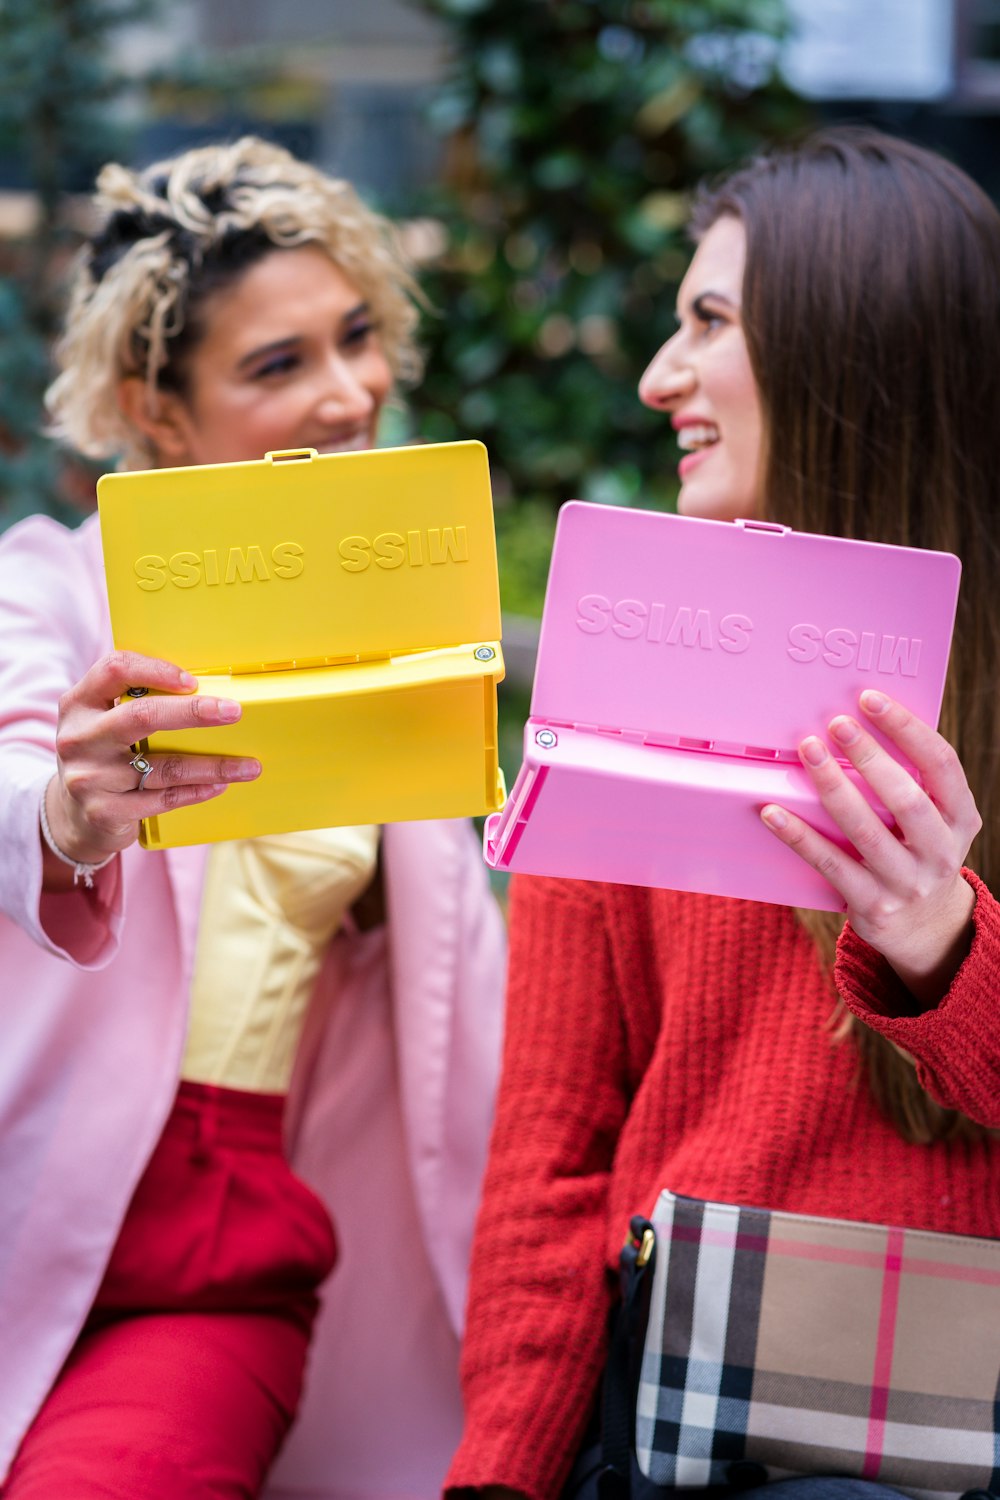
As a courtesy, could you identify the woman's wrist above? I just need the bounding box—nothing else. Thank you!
[40,777,118,889]
[881,875,977,1011]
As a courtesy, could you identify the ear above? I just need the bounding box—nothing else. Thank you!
[117,376,193,465]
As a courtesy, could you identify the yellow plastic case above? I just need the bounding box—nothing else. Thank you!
[97,441,506,848]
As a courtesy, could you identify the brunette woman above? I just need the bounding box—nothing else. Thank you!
[446,128,1000,1500]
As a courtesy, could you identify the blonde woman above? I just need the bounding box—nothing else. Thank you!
[0,138,504,1500]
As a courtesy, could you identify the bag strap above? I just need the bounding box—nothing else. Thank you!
[599,1215,656,1499]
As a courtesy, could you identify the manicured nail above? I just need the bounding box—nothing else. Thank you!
[800,737,828,767]
[217,700,241,722]
[761,804,788,830]
[829,716,860,747]
[860,690,888,715]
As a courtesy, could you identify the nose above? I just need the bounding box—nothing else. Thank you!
[315,351,376,425]
[638,337,695,412]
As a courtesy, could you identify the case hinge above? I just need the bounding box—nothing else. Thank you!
[227,650,390,675]
[265,448,318,463]
[735,518,788,534]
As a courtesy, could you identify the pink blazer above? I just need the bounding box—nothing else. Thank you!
[0,513,506,1498]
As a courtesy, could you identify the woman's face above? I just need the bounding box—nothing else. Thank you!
[639,215,764,523]
[130,244,393,468]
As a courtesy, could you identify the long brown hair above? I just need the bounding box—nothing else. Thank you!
[692,128,1000,1142]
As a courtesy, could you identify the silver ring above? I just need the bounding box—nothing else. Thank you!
[129,753,154,792]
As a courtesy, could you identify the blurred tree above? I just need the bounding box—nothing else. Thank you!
[405,0,811,599]
[0,0,161,527]
[0,1,278,530]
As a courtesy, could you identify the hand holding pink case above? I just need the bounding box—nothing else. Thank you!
[485,503,961,910]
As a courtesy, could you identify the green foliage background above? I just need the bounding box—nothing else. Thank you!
[0,0,161,526]
[405,0,810,614]
[0,0,273,529]
[0,0,810,576]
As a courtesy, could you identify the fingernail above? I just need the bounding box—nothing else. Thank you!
[861,690,888,715]
[217,700,241,722]
[232,761,261,780]
[178,671,197,689]
[800,737,828,767]
[761,804,787,830]
[829,716,860,746]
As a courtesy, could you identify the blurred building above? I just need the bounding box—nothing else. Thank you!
[5,0,994,207]
[3,0,1000,210]
[784,0,1000,197]
[115,0,449,205]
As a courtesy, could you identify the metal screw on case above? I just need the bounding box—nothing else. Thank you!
[474,646,495,661]
[535,728,558,749]
[125,686,149,697]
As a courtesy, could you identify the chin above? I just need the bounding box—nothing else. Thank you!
[676,485,745,524]
[314,434,379,457]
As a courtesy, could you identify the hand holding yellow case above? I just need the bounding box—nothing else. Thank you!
[97,441,506,847]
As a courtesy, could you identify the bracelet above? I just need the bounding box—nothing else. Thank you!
[39,785,117,889]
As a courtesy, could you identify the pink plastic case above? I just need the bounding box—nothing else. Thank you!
[485,503,961,910]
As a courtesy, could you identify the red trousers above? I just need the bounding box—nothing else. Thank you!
[3,1081,337,1499]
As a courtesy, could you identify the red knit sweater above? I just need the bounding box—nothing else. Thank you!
[446,872,1000,1500]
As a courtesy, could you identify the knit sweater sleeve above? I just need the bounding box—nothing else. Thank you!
[834,869,1000,1125]
[445,874,635,1500]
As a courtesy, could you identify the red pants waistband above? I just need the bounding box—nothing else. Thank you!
[169,1079,287,1152]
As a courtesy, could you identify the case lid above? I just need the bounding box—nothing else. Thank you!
[98,441,500,674]
[531,503,961,758]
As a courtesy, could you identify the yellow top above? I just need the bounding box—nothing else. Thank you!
[182,824,379,1093]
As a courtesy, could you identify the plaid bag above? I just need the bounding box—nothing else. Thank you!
[629,1189,1000,1499]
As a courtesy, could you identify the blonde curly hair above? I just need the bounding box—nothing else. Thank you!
[46,136,424,470]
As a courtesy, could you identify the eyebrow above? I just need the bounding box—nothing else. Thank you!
[236,302,371,370]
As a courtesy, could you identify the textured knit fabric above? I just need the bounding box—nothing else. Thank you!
[446,871,1000,1500]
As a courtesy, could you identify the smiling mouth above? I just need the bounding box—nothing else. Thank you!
[676,423,719,454]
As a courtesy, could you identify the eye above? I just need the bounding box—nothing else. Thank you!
[341,317,380,352]
[691,296,727,333]
[251,351,301,380]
